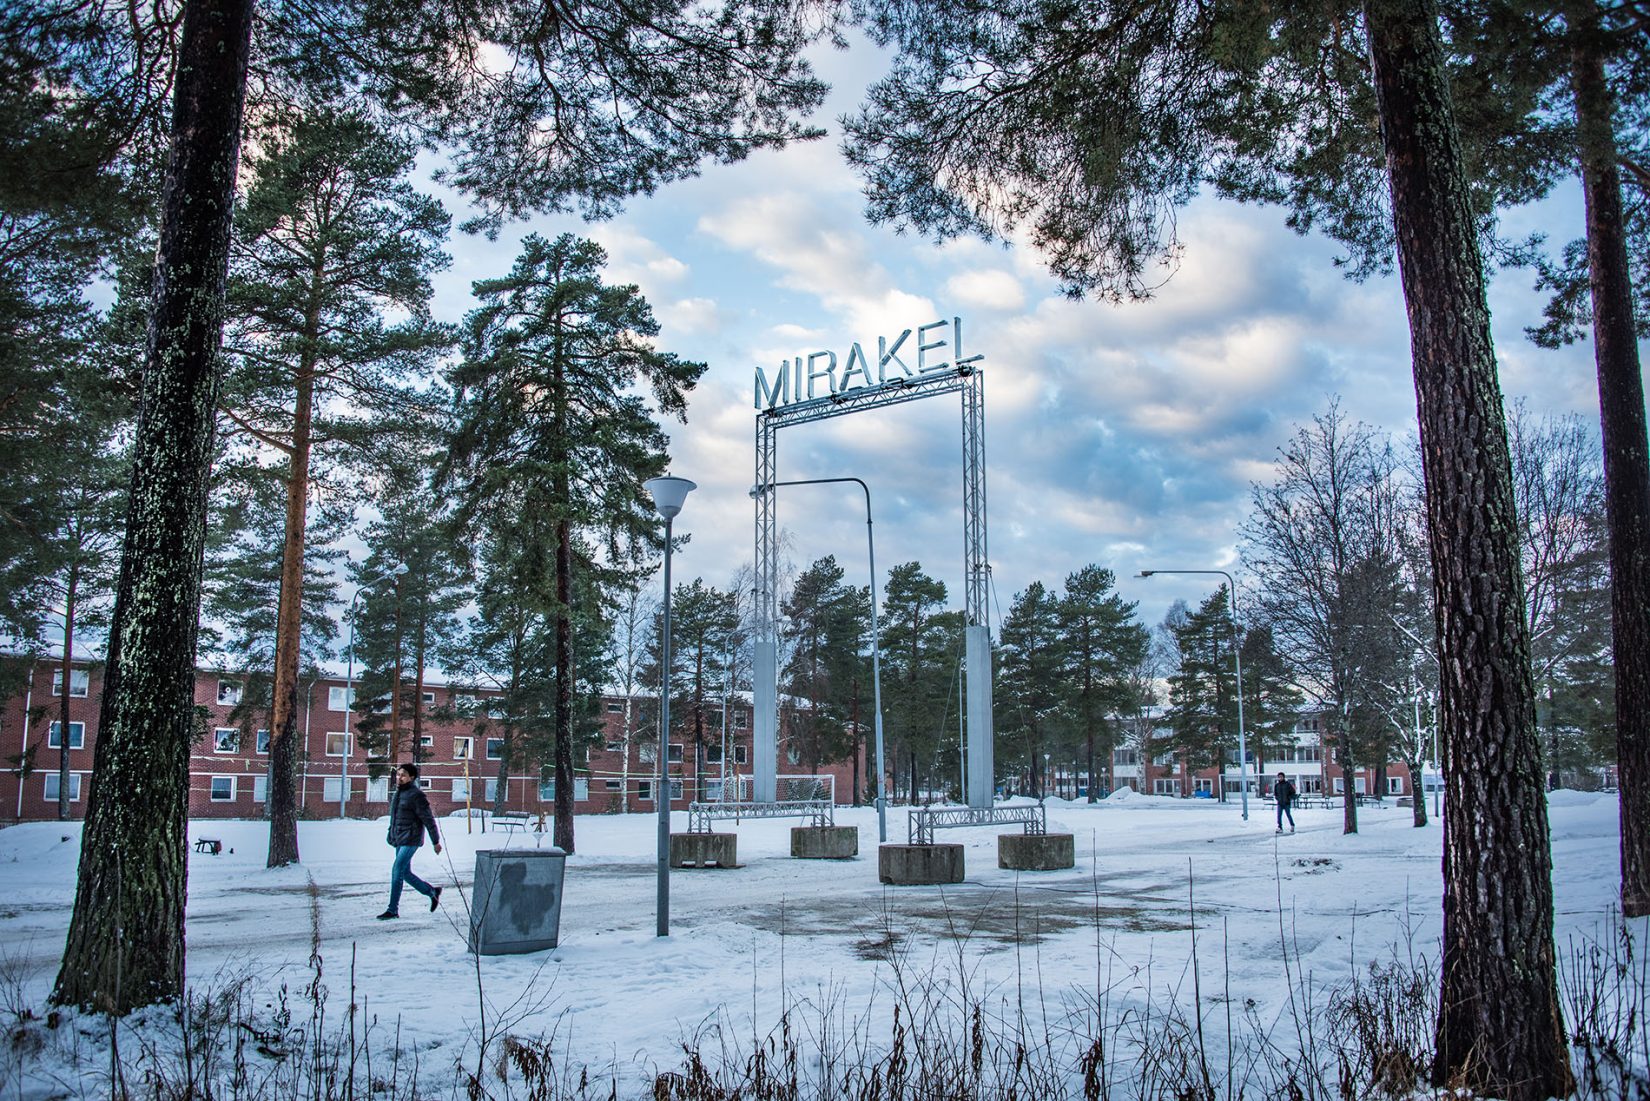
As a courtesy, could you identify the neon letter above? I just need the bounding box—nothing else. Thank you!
[806,350,838,399]
[754,360,791,409]
[917,320,950,373]
[839,343,874,391]
[878,329,913,381]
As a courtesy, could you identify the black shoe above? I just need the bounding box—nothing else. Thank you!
[430,887,442,913]
[377,911,398,920]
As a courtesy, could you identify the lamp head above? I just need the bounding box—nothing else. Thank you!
[393,562,410,576]
[645,476,697,519]
[1137,570,1156,578]
[748,483,767,499]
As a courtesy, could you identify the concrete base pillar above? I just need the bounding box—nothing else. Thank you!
[791,825,859,859]
[669,832,739,868]
[878,843,964,884]
[997,832,1075,871]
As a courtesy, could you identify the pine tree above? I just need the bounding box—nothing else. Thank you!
[1057,565,1148,803]
[779,557,870,779]
[222,102,451,866]
[997,583,1065,799]
[446,233,703,852]
[879,562,962,803]
[1166,588,1239,787]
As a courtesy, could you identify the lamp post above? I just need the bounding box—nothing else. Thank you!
[750,477,887,843]
[343,562,409,818]
[646,475,696,937]
[1139,568,1250,821]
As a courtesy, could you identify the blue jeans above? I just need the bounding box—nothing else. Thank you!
[1277,803,1295,830]
[388,845,435,914]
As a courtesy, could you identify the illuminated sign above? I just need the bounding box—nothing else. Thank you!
[754,317,984,409]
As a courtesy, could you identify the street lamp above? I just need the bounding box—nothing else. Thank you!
[343,562,409,819]
[1138,568,1250,821]
[646,474,696,937]
[750,478,887,843]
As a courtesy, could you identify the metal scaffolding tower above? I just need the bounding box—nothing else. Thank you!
[751,364,995,808]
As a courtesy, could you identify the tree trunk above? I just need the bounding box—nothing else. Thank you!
[1406,753,1428,828]
[1364,2,1571,1095]
[266,294,320,867]
[552,514,575,852]
[493,723,512,815]
[52,0,254,1014]
[391,577,405,761]
[850,678,860,806]
[1565,0,1650,919]
[57,558,78,821]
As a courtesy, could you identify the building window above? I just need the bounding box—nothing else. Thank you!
[785,745,802,766]
[704,779,723,801]
[210,776,236,801]
[1113,748,1139,766]
[604,779,622,791]
[52,669,89,697]
[486,737,504,760]
[1388,775,1404,795]
[734,711,749,729]
[1353,776,1367,795]
[1194,777,1214,794]
[254,774,268,802]
[637,779,653,801]
[420,735,433,749]
[367,776,389,801]
[217,680,243,706]
[422,691,436,705]
[322,776,349,802]
[607,702,623,713]
[213,728,239,753]
[604,738,625,752]
[454,736,474,760]
[1334,777,1346,794]
[255,729,270,754]
[667,743,683,764]
[734,745,748,765]
[325,732,351,757]
[706,744,724,763]
[453,778,471,800]
[1153,778,1181,796]
[669,779,684,800]
[484,778,500,803]
[44,773,82,801]
[327,686,354,711]
[639,743,657,765]
[47,721,85,750]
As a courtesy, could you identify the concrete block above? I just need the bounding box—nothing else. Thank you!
[791,825,859,859]
[878,843,964,884]
[997,832,1075,871]
[669,832,739,868]
[469,849,566,955]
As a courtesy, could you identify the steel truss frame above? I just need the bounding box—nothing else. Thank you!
[752,364,994,807]
[908,803,1046,845]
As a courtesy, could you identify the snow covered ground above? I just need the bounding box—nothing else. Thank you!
[0,789,1634,1098]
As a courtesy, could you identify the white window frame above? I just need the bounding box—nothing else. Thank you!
[327,686,354,712]
[254,774,268,802]
[735,745,748,765]
[209,776,236,802]
[538,779,555,801]
[667,742,683,764]
[217,680,243,706]
[322,776,348,802]
[47,721,85,750]
[255,728,270,754]
[669,779,684,800]
[734,711,749,729]
[367,776,390,802]
[483,777,500,803]
[52,669,90,697]
[453,736,474,760]
[1194,777,1214,794]
[43,772,82,801]
[1153,778,1181,796]
[1388,775,1404,795]
[485,737,504,760]
[213,727,240,754]
[452,777,471,800]
[606,702,623,713]
[325,732,351,758]
[706,744,724,763]
[637,779,653,802]
[422,691,437,705]
[420,734,434,749]
[603,778,622,791]
[1334,777,1346,794]
[1353,776,1367,795]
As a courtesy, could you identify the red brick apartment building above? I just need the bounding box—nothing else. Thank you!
[1,657,868,823]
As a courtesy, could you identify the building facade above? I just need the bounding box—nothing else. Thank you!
[1,658,868,823]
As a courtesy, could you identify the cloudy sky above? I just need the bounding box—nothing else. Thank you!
[418,32,1615,634]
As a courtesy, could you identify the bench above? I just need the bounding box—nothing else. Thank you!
[194,838,222,855]
[493,811,541,834]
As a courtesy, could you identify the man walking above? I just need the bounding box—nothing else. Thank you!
[380,763,443,919]
[1273,771,1297,834]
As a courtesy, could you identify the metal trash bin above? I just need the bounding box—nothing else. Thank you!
[468,848,567,955]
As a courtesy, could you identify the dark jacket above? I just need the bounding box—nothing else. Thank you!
[387,781,440,848]
[1274,779,1298,808]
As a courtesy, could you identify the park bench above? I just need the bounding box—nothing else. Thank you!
[492,811,541,834]
[193,838,222,855]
